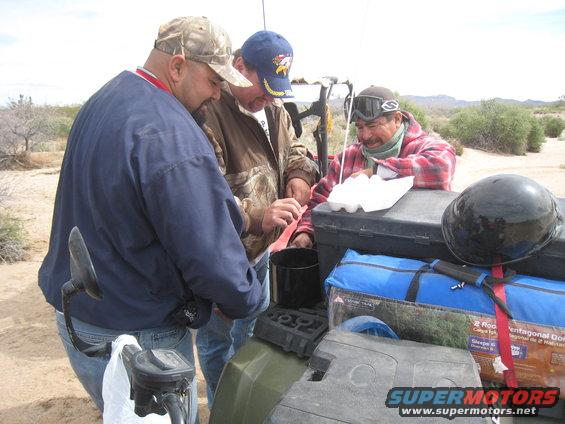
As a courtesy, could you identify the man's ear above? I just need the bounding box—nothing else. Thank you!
[394,111,403,125]
[233,56,246,73]
[168,54,186,84]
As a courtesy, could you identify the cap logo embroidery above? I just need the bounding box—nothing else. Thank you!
[381,100,399,112]
[263,78,285,97]
[272,54,292,76]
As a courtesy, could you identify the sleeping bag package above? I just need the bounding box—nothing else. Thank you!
[326,249,565,393]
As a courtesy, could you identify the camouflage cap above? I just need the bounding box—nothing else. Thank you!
[154,16,252,87]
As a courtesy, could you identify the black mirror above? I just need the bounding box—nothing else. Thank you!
[68,226,102,300]
[62,226,108,356]
[283,102,303,138]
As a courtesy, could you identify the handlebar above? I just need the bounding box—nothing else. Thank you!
[61,226,195,424]
[120,344,193,423]
[162,393,186,424]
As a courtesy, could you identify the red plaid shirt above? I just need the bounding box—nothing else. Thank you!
[295,112,456,236]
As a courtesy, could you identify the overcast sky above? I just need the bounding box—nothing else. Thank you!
[1,0,564,106]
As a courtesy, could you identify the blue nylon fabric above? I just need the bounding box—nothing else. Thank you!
[325,249,565,328]
[475,273,488,287]
[337,316,400,338]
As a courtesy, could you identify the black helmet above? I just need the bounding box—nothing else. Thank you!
[442,174,563,267]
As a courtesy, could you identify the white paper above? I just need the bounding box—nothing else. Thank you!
[492,355,509,374]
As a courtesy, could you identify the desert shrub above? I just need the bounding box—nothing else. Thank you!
[51,104,81,139]
[436,123,464,156]
[441,100,544,155]
[53,115,74,139]
[448,138,464,156]
[0,177,26,262]
[429,114,450,134]
[0,212,27,262]
[399,98,429,130]
[535,96,565,114]
[527,117,545,152]
[540,115,565,138]
[0,97,72,167]
[54,103,82,120]
[0,95,57,155]
[438,121,459,140]
[32,138,67,153]
[0,151,46,169]
[301,108,361,157]
[327,121,348,155]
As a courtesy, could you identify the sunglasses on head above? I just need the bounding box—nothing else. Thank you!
[344,95,400,123]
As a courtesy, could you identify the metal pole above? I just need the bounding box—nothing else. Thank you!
[262,0,267,30]
[319,85,329,177]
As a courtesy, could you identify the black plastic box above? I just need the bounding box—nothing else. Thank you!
[254,305,328,358]
[267,330,489,423]
[312,189,565,282]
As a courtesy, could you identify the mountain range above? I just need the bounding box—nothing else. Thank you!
[399,95,548,109]
[295,94,551,110]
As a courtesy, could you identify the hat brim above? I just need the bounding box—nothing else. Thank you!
[209,63,252,88]
[258,72,293,98]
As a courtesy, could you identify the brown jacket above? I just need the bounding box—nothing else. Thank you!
[204,88,318,260]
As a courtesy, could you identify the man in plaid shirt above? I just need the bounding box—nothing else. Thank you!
[291,85,456,248]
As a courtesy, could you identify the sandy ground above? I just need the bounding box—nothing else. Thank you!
[0,139,564,424]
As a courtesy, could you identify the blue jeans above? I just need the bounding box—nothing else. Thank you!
[56,311,199,423]
[196,252,270,406]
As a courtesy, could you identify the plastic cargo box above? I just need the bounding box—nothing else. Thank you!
[266,330,489,423]
[312,189,565,282]
[325,250,565,394]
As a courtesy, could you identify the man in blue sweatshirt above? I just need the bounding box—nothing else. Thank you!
[38,16,262,420]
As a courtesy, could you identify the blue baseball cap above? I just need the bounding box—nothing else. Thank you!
[241,31,294,98]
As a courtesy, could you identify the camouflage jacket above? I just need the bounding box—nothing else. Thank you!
[204,88,318,260]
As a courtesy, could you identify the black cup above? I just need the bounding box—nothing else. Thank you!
[269,248,322,309]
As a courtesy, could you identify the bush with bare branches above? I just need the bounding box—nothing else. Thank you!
[0,95,58,167]
[0,175,27,262]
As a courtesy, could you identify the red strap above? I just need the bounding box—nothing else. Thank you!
[270,205,307,253]
[491,264,518,387]
[135,68,171,94]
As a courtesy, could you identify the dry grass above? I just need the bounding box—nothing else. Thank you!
[0,151,64,170]
[0,139,65,263]
[28,151,65,167]
[0,173,27,262]
[0,212,27,263]
[32,137,67,152]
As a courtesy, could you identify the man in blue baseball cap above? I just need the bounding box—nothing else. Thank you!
[195,30,318,407]
[241,30,294,99]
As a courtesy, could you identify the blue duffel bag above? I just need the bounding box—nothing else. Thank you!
[325,249,565,390]
[325,249,564,328]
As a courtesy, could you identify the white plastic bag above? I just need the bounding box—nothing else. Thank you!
[102,334,170,424]
[360,175,415,212]
[327,175,414,213]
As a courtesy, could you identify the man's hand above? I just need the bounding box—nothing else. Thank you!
[289,232,314,249]
[262,198,301,234]
[285,178,311,206]
[213,306,233,323]
[350,168,373,179]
